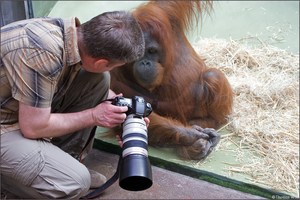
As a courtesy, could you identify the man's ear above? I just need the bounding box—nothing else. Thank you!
[94,59,109,69]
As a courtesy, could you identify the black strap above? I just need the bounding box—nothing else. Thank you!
[81,156,121,199]
[81,99,121,199]
[78,126,97,162]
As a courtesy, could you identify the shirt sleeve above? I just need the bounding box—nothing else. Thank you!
[2,48,63,108]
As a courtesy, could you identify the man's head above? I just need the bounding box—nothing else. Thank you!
[77,11,145,73]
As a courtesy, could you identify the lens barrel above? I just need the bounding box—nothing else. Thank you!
[119,114,153,191]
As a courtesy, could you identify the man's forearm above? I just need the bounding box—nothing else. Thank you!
[40,109,95,138]
[19,102,95,139]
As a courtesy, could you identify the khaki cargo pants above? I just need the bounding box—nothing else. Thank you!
[1,70,110,199]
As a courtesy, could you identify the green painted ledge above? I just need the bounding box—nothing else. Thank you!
[93,137,292,199]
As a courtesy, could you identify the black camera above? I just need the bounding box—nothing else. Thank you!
[112,96,153,191]
[112,96,152,117]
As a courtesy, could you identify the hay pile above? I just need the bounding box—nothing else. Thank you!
[193,37,299,197]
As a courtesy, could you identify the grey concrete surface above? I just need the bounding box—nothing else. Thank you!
[1,148,265,199]
[83,149,265,199]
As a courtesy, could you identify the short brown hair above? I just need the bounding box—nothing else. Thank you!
[79,11,145,63]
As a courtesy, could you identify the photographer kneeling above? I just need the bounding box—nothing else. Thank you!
[1,11,148,199]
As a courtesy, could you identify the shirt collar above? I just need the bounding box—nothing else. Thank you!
[63,17,81,66]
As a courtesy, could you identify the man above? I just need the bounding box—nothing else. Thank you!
[1,11,145,199]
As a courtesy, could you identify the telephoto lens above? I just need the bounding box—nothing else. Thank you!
[119,114,152,191]
[113,96,153,191]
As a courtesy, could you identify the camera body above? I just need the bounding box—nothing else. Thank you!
[112,96,152,117]
[112,96,153,191]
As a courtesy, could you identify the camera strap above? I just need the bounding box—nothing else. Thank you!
[81,155,122,199]
[81,98,121,199]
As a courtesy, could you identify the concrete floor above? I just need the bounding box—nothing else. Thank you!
[83,149,264,199]
[1,148,265,199]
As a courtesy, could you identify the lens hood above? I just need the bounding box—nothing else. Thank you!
[119,154,152,191]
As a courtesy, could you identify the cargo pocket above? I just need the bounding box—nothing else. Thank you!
[12,147,45,186]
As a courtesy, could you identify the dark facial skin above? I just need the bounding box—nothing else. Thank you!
[132,32,164,91]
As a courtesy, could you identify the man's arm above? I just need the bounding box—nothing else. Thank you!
[19,101,127,139]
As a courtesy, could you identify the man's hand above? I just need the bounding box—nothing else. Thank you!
[91,101,128,128]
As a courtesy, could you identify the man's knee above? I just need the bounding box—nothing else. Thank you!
[30,156,91,199]
[54,166,91,199]
[69,164,91,198]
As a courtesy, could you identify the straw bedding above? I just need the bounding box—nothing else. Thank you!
[193,37,299,197]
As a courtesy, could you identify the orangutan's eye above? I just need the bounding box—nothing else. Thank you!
[148,47,157,54]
